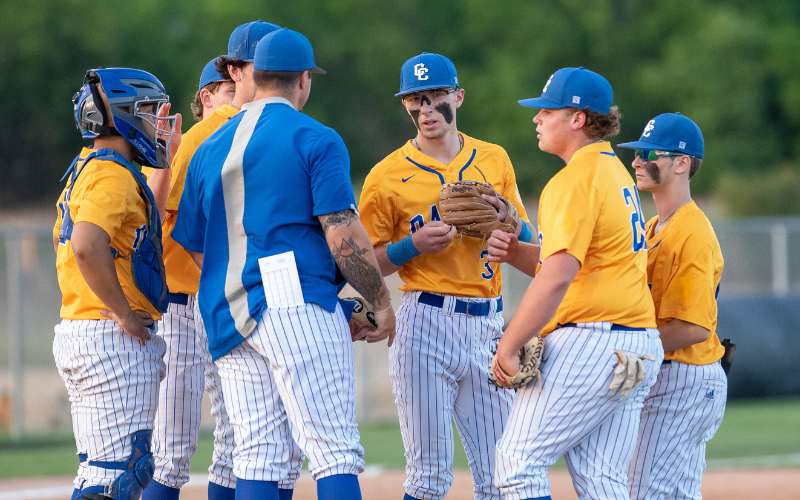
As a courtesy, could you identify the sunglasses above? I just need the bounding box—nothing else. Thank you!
[635,149,684,161]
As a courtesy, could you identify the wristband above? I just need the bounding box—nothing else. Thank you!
[518,223,533,243]
[386,235,420,266]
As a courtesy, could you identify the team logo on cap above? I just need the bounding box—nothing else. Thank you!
[414,63,429,81]
[542,73,554,93]
[678,141,687,149]
[642,119,656,138]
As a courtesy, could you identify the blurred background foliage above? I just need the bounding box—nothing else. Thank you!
[1,0,799,214]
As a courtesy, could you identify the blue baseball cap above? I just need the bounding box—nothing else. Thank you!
[618,112,704,159]
[254,28,326,74]
[227,20,282,62]
[198,57,229,91]
[396,52,459,97]
[519,67,613,114]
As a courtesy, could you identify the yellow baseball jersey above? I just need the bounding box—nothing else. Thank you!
[538,141,656,335]
[144,104,239,294]
[54,147,160,319]
[359,133,529,297]
[646,201,725,364]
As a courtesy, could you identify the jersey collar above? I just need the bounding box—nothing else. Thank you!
[215,104,241,120]
[647,200,698,244]
[568,140,616,164]
[242,96,295,111]
[400,132,477,173]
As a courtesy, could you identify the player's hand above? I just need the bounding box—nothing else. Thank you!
[487,229,519,263]
[101,309,154,345]
[481,193,508,222]
[493,339,521,380]
[412,221,456,254]
[362,305,396,347]
[156,102,182,167]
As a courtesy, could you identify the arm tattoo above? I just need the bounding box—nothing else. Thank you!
[319,209,356,232]
[332,236,386,306]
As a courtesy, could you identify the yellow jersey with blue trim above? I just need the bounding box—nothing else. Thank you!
[143,104,239,294]
[537,141,656,335]
[359,133,529,298]
[54,147,160,319]
[646,201,725,364]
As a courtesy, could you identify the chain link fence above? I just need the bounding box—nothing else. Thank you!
[1,218,798,435]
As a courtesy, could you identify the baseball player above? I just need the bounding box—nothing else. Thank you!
[358,52,533,500]
[172,28,396,500]
[140,53,246,500]
[489,67,663,500]
[617,113,727,499]
[53,67,180,499]
[141,21,307,500]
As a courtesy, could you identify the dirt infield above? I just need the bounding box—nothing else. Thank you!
[2,469,798,499]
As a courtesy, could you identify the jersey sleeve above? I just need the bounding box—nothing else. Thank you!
[71,166,138,240]
[172,153,206,253]
[165,136,197,212]
[358,167,395,247]
[500,149,530,224]
[657,232,717,330]
[307,129,357,217]
[538,170,598,265]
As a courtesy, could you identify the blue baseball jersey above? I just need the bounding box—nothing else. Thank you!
[173,97,357,360]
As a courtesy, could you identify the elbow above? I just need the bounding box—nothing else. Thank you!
[694,326,711,343]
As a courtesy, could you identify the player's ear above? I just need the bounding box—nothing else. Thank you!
[673,155,692,176]
[570,110,587,130]
[199,88,213,109]
[454,88,465,109]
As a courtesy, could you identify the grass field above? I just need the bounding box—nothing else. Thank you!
[0,398,798,479]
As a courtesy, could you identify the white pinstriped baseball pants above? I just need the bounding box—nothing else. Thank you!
[391,292,513,500]
[53,319,166,491]
[215,303,363,482]
[628,360,727,499]
[496,324,664,500]
[150,295,306,490]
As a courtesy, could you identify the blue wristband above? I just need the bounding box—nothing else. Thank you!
[387,235,420,266]
[518,222,533,243]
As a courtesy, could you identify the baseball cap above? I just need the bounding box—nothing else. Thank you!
[254,28,326,74]
[618,112,704,158]
[227,20,282,62]
[396,52,459,97]
[519,67,613,114]
[198,56,229,91]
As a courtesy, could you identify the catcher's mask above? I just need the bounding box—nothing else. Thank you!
[73,67,178,168]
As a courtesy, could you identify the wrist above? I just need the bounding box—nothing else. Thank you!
[386,235,420,266]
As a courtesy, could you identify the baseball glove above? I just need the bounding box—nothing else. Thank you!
[438,181,520,239]
[489,336,544,389]
[348,296,378,329]
[609,350,655,397]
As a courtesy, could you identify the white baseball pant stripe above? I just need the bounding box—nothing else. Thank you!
[628,360,727,499]
[53,319,166,491]
[215,303,363,482]
[496,324,664,500]
[391,292,512,500]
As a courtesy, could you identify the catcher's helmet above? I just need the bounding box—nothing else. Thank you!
[73,68,177,168]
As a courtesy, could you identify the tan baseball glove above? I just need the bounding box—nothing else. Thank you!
[438,181,520,239]
[609,350,655,397]
[348,296,378,329]
[489,336,545,389]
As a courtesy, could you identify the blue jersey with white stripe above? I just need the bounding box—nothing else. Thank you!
[173,97,356,360]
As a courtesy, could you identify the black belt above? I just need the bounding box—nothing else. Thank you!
[417,292,502,317]
[168,292,189,305]
[662,360,672,365]
[559,322,647,332]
